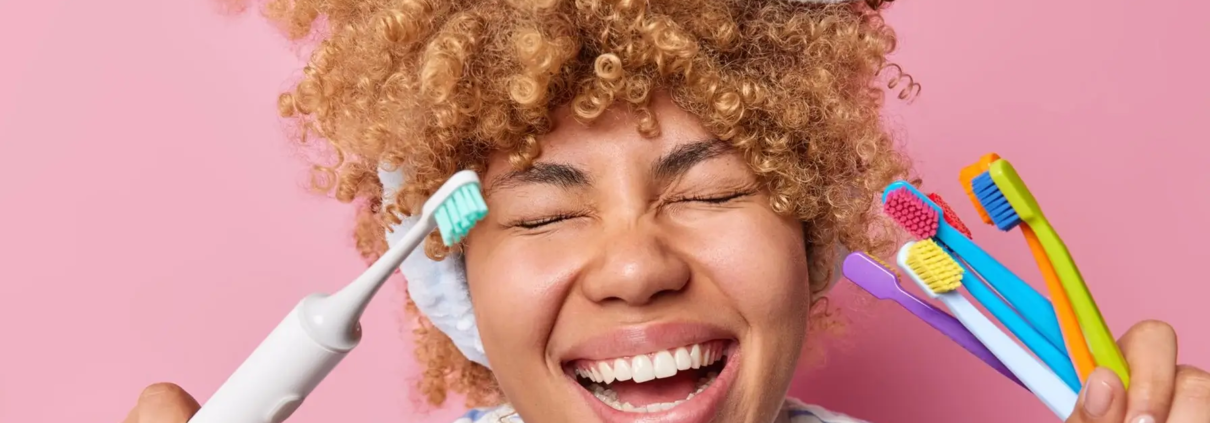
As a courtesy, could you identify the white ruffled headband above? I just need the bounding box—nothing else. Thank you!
[381,0,856,369]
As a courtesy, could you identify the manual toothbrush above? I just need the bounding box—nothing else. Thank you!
[971,158,1129,386]
[881,182,1067,350]
[881,181,1081,391]
[898,239,1077,420]
[842,251,1024,388]
[960,153,1096,381]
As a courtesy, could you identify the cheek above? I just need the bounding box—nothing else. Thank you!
[678,211,811,326]
[464,238,580,362]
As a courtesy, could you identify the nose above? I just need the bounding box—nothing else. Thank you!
[579,222,691,306]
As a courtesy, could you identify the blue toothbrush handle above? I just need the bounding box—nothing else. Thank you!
[938,224,1067,353]
[953,258,1082,391]
[892,292,1026,388]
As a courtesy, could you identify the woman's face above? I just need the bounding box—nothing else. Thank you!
[464,94,813,423]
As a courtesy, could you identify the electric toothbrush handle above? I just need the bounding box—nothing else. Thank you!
[188,295,355,423]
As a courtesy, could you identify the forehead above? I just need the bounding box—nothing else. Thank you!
[482,94,715,176]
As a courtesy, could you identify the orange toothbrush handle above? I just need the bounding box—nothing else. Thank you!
[1022,224,1097,379]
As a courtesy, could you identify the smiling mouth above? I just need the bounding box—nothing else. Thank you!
[564,340,732,413]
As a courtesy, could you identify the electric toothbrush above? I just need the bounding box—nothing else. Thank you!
[188,170,487,423]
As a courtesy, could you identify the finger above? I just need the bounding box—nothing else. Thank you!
[123,406,138,423]
[1119,320,1179,423]
[135,383,200,423]
[1068,368,1128,423]
[1168,365,1210,423]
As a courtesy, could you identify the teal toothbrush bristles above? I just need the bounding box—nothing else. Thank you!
[435,183,489,246]
[972,171,1021,231]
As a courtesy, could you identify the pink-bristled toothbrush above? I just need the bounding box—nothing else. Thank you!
[842,252,1024,388]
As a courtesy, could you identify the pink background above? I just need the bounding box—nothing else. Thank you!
[1,1,1207,422]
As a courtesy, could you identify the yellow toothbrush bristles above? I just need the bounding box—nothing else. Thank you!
[868,254,893,270]
[905,240,964,294]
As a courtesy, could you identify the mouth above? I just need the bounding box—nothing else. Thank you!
[563,339,739,422]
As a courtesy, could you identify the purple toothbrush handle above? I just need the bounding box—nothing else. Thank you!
[892,291,1025,387]
[842,252,1025,389]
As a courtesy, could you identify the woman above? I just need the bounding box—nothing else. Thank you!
[125,0,1210,421]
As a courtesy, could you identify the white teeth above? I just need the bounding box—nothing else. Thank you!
[586,371,720,413]
[650,402,674,412]
[613,359,632,382]
[631,355,655,383]
[599,362,615,384]
[572,342,728,386]
[674,347,692,371]
[653,351,677,379]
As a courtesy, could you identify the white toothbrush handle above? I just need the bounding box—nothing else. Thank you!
[188,295,353,423]
[941,294,1078,420]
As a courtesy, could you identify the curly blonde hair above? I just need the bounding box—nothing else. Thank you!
[239,0,916,409]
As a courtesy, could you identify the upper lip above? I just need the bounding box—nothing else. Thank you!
[558,321,736,363]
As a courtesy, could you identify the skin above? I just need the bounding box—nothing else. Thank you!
[1066,321,1210,423]
[123,98,1210,422]
[465,94,811,422]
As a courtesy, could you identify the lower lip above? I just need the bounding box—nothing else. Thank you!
[570,345,741,423]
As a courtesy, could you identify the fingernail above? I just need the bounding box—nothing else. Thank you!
[1132,415,1156,423]
[1083,378,1114,417]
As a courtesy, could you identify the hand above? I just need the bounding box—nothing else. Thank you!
[1067,320,1210,423]
[123,383,200,423]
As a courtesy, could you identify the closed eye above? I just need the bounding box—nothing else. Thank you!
[668,189,755,205]
[507,213,581,230]
[506,189,755,230]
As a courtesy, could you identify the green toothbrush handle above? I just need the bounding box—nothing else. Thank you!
[1032,219,1131,387]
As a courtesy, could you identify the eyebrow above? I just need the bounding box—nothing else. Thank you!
[484,139,729,197]
[651,139,731,184]
[487,162,591,198]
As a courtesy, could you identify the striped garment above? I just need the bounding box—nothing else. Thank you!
[451,398,868,423]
